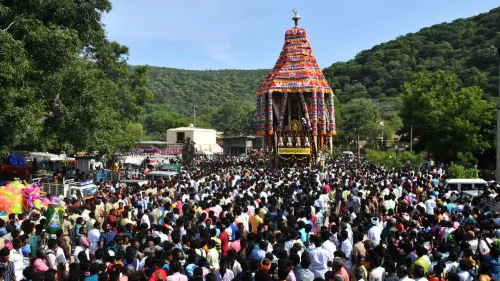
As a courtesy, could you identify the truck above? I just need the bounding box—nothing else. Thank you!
[38,179,98,200]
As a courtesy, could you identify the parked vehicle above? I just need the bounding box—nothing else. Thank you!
[38,178,98,199]
[443,178,488,192]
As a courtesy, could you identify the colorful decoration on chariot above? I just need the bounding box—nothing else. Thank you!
[299,93,311,130]
[268,92,274,134]
[256,9,336,136]
[328,93,336,134]
[319,92,326,135]
[311,92,318,135]
[0,181,50,216]
[278,92,289,130]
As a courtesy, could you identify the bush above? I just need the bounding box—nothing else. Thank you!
[447,163,465,178]
[464,168,479,179]
[365,149,425,171]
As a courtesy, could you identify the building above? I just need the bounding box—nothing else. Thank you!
[222,136,262,157]
[166,124,222,153]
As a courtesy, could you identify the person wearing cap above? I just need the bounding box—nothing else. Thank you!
[254,258,272,281]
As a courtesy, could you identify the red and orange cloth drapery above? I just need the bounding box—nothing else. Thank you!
[255,25,336,137]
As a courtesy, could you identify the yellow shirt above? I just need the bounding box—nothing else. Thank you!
[250,215,263,232]
[410,257,430,276]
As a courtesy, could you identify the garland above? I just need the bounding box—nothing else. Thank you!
[277,154,310,161]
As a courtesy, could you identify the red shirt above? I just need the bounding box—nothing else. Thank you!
[106,214,116,225]
[219,231,229,257]
[149,268,167,281]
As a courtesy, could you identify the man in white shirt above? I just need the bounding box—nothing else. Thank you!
[393,185,402,199]
[215,258,235,281]
[321,231,337,258]
[47,239,67,270]
[206,240,219,271]
[397,265,414,281]
[367,217,383,246]
[74,237,90,264]
[10,239,25,281]
[340,230,353,273]
[141,209,151,229]
[369,256,386,281]
[88,222,101,255]
[308,236,333,279]
[158,226,169,243]
[425,196,436,215]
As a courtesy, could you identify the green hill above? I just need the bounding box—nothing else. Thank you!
[147,67,268,117]
[323,7,500,104]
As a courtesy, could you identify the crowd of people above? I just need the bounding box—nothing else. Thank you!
[0,156,499,281]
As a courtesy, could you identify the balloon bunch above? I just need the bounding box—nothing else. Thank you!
[0,181,25,215]
[22,182,44,210]
[0,181,50,216]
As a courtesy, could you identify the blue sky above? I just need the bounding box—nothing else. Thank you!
[103,1,499,70]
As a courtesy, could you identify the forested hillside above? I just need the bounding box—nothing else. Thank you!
[147,67,268,116]
[323,7,500,103]
[139,67,268,138]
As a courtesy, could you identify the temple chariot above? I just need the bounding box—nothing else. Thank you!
[256,9,336,167]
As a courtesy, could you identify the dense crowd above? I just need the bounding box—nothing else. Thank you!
[0,156,499,281]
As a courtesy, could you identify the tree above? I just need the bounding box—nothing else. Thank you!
[0,1,149,155]
[182,137,195,165]
[213,101,255,136]
[365,149,425,171]
[340,98,382,146]
[401,71,495,164]
[400,150,426,171]
[447,163,465,178]
[142,104,212,140]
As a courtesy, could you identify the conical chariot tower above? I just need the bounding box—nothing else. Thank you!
[256,9,336,166]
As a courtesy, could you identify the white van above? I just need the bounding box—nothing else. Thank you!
[443,178,488,192]
[342,151,354,158]
[40,179,98,199]
[145,171,178,182]
[69,182,98,199]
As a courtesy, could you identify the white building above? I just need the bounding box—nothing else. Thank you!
[166,124,222,153]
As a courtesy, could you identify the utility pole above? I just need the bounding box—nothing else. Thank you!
[357,133,360,158]
[193,105,197,127]
[410,125,413,152]
[492,45,500,182]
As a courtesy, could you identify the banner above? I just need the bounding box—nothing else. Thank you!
[162,164,181,172]
[278,147,311,155]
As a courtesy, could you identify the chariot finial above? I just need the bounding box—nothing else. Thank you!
[292,8,301,28]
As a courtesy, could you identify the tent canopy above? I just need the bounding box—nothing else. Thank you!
[124,157,144,166]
